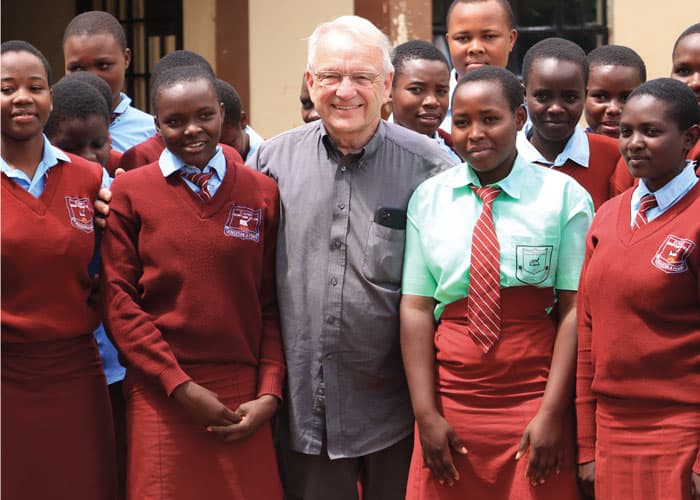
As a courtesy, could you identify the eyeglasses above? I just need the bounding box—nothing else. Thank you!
[313,71,382,88]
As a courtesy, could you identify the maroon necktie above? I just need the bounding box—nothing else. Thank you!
[180,170,214,201]
[633,194,658,230]
[468,185,502,353]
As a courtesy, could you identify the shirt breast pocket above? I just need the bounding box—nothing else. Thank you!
[362,221,406,287]
[513,241,555,286]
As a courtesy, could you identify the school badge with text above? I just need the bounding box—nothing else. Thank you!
[224,204,261,242]
[515,245,553,285]
[652,235,695,274]
[64,196,94,233]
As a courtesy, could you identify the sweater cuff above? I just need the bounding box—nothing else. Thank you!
[577,437,596,465]
[160,365,192,397]
[256,366,285,401]
[693,449,700,475]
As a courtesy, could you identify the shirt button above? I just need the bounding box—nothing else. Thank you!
[325,315,334,324]
[338,202,345,210]
[334,239,342,249]
[330,277,338,286]
[326,354,334,360]
[340,166,347,172]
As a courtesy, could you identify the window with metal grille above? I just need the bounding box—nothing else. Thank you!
[76,0,183,111]
[432,0,608,75]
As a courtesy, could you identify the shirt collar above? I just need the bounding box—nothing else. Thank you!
[516,126,590,168]
[1,135,70,183]
[158,145,225,179]
[319,119,383,164]
[440,152,525,200]
[112,92,131,115]
[633,160,698,211]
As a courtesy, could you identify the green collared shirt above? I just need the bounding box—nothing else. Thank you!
[403,154,594,320]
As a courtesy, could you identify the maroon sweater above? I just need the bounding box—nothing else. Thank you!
[117,134,243,172]
[576,183,700,466]
[100,150,284,398]
[554,132,623,210]
[2,154,102,342]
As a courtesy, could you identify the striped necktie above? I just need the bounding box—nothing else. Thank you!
[180,170,214,201]
[468,185,502,353]
[633,194,658,230]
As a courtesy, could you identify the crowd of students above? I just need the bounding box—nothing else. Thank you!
[1,1,698,499]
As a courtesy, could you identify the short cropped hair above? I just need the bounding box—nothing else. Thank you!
[150,65,217,113]
[673,23,700,56]
[152,50,215,80]
[627,77,700,131]
[308,16,393,73]
[455,66,524,111]
[587,45,647,82]
[59,71,113,112]
[44,79,110,138]
[63,11,127,50]
[215,79,242,125]
[391,40,449,86]
[522,37,588,85]
[1,40,52,85]
[446,0,515,29]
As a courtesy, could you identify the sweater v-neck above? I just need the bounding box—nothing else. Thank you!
[164,161,238,219]
[616,182,700,246]
[1,164,63,215]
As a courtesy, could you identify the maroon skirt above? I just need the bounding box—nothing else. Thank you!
[2,335,117,500]
[125,364,282,500]
[595,396,699,500]
[407,287,580,500]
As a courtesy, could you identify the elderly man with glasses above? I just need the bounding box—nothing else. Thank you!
[247,15,458,500]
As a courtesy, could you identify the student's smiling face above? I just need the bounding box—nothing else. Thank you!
[451,79,526,185]
[526,58,585,145]
[1,50,53,143]
[64,33,130,110]
[392,59,451,137]
[671,33,700,105]
[446,0,517,77]
[619,94,695,192]
[585,64,642,138]
[155,78,223,169]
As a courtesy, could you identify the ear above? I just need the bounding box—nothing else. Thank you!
[508,28,518,51]
[154,115,161,136]
[681,123,700,154]
[382,70,394,104]
[514,104,527,131]
[123,48,132,70]
[219,102,225,123]
[239,109,249,129]
[49,87,54,114]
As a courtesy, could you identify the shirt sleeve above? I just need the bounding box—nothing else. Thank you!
[554,183,594,291]
[402,189,438,298]
[575,220,598,464]
[100,178,191,396]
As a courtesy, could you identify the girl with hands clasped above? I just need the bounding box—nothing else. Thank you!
[100,65,285,500]
[401,67,593,499]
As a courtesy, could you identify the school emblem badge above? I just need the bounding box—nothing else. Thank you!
[224,204,261,242]
[652,235,695,274]
[64,196,94,233]
[515,245,553,285]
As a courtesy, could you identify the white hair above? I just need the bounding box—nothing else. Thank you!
[307,15,393,73]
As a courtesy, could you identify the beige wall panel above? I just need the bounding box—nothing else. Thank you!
[249,0,353,138]
[183,0,217,72]
[610,0,697,80]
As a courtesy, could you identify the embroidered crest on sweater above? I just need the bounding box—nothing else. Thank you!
[224,204,261,242]
[64,196,94,233]
[652,235,695,274]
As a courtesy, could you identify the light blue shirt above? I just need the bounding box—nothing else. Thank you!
[403,154,594,320]
[433,131,462,162]
[517,125,590,168]
[245,125,264,161]
[630,161,698,226]
[110,93,156,153]
[159,145,225,196]
[1,136,70,197]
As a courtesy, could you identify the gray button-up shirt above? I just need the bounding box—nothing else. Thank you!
[247,120,458,458]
